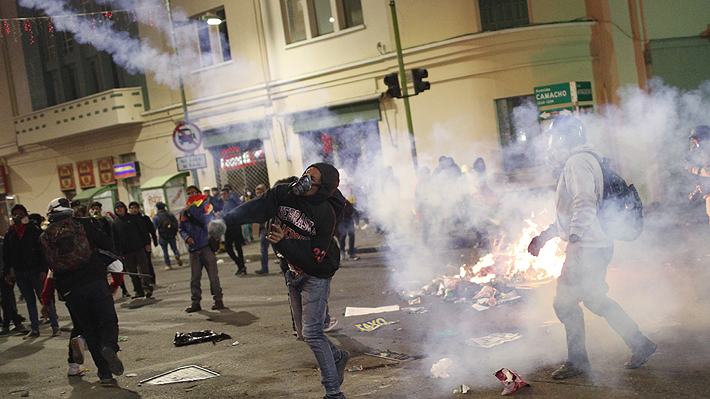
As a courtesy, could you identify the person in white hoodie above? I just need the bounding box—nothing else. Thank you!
[527,116,656,380]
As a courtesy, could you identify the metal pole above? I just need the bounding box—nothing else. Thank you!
[389,0,418,172]
[166,0,199,187]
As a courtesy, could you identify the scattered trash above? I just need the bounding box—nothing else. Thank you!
[355,317,399,332]
[344,305,400,317]
[430,358,453,378]
[216,259,225,264]
[363,350,413,362]
[494,368,529,396]
[174,330,232,347]
[473,285,497,299]
[231,341,240,346]
[402,306,428,314]
[408,297,421,305]
[139,365,220,385]
[396,328,404,331]
[348,365,364,372]
[117,336,128,342]
[435,326,460,338]
[20,391,29,397]
[453,384,471,394]
[471,303,490,312]
[125,373,138,378]
[465,333,522,348]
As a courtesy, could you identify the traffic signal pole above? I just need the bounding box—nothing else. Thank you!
[389,0,418,171]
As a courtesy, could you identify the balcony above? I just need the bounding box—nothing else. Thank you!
[14,87,145,146]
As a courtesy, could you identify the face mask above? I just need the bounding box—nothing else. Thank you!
[21,216,29,225]
[290,174,320,195]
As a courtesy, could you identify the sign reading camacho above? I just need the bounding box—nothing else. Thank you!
[57,164,76,191]
[97,156,115,185]
[76,160,96,188]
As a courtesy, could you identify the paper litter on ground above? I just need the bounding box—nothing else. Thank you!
[465,333,522,348]
[344,305,400,317]
[354,317,399,332]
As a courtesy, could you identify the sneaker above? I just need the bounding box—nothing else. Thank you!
[165,265,173,271]
[67,363,87,376]
[340,252,346,260]
[211,300,225,310]
[145,291,153,299]
[360,223,369,230]
[625,340,658,369]
[323,318,339,332]
[348,256,360,261]
[131,293,145,299]
[335,350,350,386]
[175,256,183,266]
[23,330,40,340]
[235,269,247,276]
[100,346,124,376]
[255,269,268,275]
[185,303,201,313]
[52,327,61,337]
[122,292,131,298]
[0,327,10,336]
[71,336,86,364]
[551,361,590,380]
[323,394,346,399]
[99,377,119,387]
[11,324,28,335]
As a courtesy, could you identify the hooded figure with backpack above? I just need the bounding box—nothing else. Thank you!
[39,198,123,387]
[527,116,656,380]
[218,163,349,399]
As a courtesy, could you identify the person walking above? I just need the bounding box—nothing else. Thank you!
[111,201,153,299]
[528,116,657,379]
[152,202,183,271]
[219,188,247,275]
[180,186,224,312]
[128,202,158,284]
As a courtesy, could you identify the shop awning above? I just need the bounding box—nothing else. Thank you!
[291,99,381,134]
[203,120,269,148]
[140,172,190,190]
[73,185,116,201]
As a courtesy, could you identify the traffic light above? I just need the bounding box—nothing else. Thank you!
[411,68,430,94]
[384,73,402,98]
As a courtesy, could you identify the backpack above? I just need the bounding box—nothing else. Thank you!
[157,212,178,239]
[40,218,93,272]
[583,152,644,242]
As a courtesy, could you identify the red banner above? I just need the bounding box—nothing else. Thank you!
[97,156,115,185]
[0,165,9,194]
[57,164,76,191]
[77,160,95,188]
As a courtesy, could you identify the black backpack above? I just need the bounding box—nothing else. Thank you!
[157,213,178,240]
[584,152,644,242]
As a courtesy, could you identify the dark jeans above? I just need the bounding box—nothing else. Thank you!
[67,307,82,364]
[259,230,270,272]
[338,218,356,257]
[0,281,23,329]
[225,230,245,271]
[286,271,344,396]
[64,279,120,379]
[553,245,648,366]
[122,249,152,296]
[159,237,181,266]
[15,269,58,332]
[189,246,223,303]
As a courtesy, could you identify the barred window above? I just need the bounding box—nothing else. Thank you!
[479,0,529,31]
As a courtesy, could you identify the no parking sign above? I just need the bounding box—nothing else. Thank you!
[172,122,203,153]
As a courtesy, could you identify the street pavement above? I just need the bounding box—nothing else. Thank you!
[2,219,710,398]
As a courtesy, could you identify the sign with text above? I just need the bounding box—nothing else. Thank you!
[176,154,208,171]
[114,162,139,179]
[76,160,96,188]
[220,147,265,171]
[535,81,593,106]
[97,156,115,185]
[57,163,76,191]
[575,81,593,102]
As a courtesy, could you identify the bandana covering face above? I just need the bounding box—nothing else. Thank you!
[187,194,213,214]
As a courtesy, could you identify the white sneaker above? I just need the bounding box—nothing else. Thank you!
[360,223,369,230]
[323,318,339,332]
[70,336,86,365]
[67,363,87,376]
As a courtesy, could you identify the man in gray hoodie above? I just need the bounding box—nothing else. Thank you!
[528,116,656,380]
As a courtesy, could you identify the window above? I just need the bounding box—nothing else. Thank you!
[195,7,232,68]
[495,95,543,171]
[479,0,529,32]
[64,65,80,101]
[281,0,364,44]
[63,32,75,53]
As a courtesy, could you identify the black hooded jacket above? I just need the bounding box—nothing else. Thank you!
[223,163,345,279]
[111,202,150,255]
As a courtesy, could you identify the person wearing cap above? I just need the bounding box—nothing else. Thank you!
[220,163,350,399]
[39,198,124,387]
[111,201,153,299]
[686,125,710,227]
[152,202,182,270]
[3,204,59,339]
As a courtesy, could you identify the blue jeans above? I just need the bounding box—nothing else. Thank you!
[64,279,120,379]
[159,237,181,266]
[259,230,270,272]
[338,218,356,257]
[287,271,344,395]
[15,269,58,332]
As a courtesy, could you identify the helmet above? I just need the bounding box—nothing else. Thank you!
[545,116,587,166]
[690,125,710,150]
[46,197,73,221]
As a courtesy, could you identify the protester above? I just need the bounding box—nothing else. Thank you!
[528,116,657,379]
[337,169,358,261]
[0,236,26,335]
[2,204,59,339]
[219,188,247,275]
[241,188,255,242]
[254,184,271,274]
[685,125,710,227]
[414,166,436,245]
[210,187,224,214]
[128,201,158,284]
[180,186,224,312]
[39,198,123,387]
[152,202,183,271]
[112,201,153,299]
[91,202,129,297]
[220,163,349,399]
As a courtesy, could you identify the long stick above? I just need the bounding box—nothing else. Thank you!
[108,271,153,278]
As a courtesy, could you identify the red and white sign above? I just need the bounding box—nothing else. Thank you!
[172,122,203,153]
[219,147,265,171]
[58,164,76,191]
[97,156,115,185]
[77,160,95,188]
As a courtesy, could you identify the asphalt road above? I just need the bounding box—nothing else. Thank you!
[2,223,710,399]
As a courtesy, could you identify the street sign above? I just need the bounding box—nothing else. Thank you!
[176,154,208,171]
[575,81,593,102]
[535,83,571,106]
[172,122,203,153]
[538,107,574,120]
